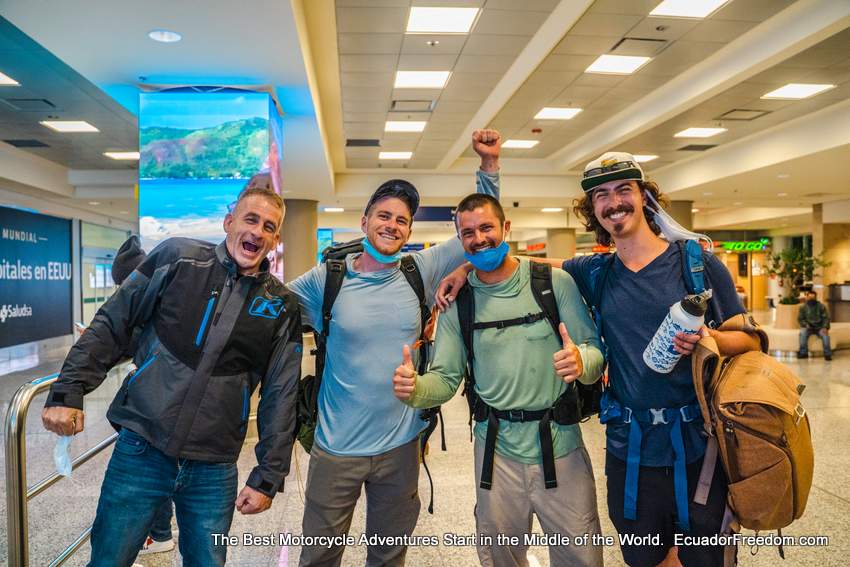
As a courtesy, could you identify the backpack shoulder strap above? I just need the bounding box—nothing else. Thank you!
[589,253,616,314]
[456,284,476,367]
[321,258,347,337]
[679,239,706,294]
[399,255,432,374]
[529,262,560,336]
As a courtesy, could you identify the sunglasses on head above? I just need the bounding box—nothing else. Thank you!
[583,160,637,178]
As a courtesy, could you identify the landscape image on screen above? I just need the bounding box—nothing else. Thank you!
[139,92,273,250]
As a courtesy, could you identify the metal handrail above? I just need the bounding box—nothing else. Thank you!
[4,364,129,566]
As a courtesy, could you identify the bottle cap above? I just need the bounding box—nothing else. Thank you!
[681,292,709,316]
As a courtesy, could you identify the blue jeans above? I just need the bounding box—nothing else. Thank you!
[149,499,174,542]
[88,428,238,567]
[799,328,832,356]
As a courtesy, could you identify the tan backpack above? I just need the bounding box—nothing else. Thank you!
[692,315,814,532]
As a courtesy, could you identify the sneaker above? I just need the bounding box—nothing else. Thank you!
[796,352,807,359]
[138,536,175,555]
[825,354,833,361]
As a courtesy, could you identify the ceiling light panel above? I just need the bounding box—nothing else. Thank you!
[40,120,100,133]
[649,0,731,19]
[148,29,182,43]
[585,55,651,75]
[541,208,563,213]
[379,151,413,160]
[0,71,20,86]
[385,121,427,132]
[674,127,726,138]
[633,154,658,162]
[761,83,836,100]
[324,207,345,213]
[394,71,451,89]
[534,107,582,120]
[503,140,539,149]
[406,7,479,34]
[104,151,140,160]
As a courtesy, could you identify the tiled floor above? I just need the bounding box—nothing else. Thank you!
[2,346,848,566]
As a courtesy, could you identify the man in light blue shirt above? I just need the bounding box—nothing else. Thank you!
[287,130,500,566]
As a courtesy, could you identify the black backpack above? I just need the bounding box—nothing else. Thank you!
[295,238,446,513]
[455,262,603,491]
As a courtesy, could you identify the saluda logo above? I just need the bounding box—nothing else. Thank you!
[0,304,33,323]
[248,297,284,319]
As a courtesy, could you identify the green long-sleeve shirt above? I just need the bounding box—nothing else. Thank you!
[406,259,604,464]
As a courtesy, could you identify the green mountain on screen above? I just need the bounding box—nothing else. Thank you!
[140,117,269,179]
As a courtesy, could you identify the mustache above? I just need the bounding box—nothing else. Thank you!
[602,204,634,219]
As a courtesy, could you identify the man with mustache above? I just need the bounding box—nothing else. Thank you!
[287,131,500,567]
[394,193,605,567]
[42,179,302,566]
[439,151,763,567]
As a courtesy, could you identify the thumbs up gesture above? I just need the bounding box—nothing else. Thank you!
[553,323,583,384]
[393,344,417,401]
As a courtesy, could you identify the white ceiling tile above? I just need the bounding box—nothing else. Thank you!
[343,85,393,101]
[343,99,390,113]
[552,35,620,56]
[626,17,699,42]
[336,7,407,33]
[713,0,795,23]
[421,122,467,140]
[537,54,598,73]
[524,70,582,88]
[398,54,459,71]
[682,19,755,43]
[391,88,445,100]
[346,158,380,168]
[410,0,484,6]
[569,13,643,37]
[401,34,467,55]
[345,146,381,159]
[571,73,630,87]
[473,10,549,36]
[780,48,850,69]
[550,85,611,105]
[344,112,389,122]
[378,138,418,151]
[440,85,489,102]
[341,72,395,88]
[344,122,385,138]
[338,33,403,55]
[337,0,409,7]
[745,66,814,86]
[436,100,482,114]
[454,54,514,74]
[462,34,531,56]
[482,0,558,10]
[589,0,660,16]
[340,54,398,72]
[385,111,433,121]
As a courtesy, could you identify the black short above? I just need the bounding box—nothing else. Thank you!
[606,451,728,567]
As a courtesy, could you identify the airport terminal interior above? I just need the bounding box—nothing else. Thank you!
[2,0,850,565]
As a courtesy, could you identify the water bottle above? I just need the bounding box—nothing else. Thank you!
[643,291,712,374]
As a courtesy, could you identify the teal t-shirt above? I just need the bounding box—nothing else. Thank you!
[408,259,604,464]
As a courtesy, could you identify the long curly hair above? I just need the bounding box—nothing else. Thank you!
[572,180,669,246]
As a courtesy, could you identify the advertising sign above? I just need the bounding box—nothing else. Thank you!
[0,206,72,348]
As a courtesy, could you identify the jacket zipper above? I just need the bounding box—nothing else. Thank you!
[723,419,797,518]
[128,352,159,385]
[195,290,219,346]
[241,384,250,423]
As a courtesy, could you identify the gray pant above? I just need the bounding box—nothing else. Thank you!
[299,439,421,567]
[474,442,603,567]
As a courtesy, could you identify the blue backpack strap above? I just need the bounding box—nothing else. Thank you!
[679,239,705,294]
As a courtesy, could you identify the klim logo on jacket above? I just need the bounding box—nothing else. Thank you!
[248,297,284,319]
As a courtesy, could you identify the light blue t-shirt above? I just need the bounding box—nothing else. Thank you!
[286,170,498,456]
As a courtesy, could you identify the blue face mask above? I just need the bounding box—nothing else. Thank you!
[362,236,403,264]
[464,241,509,272]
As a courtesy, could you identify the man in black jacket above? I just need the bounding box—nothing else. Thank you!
[42,184,302,567]
[798,290,832,360]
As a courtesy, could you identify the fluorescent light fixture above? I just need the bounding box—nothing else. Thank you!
[585,55,651,75]
[761,83,835,100]
[394,71,451,89]
[324,207,345,213]
[534,107,582,120]
[633,154,659,163]
[40,120,99,133]
[406,7,479,34]
[777,192,788,197]
[104,151,140,160]
[385,121,427,133]
[88,201,100,206]
[541,208,564,213]
[379,151,413,160]
[674,127,726,138]
[649,0,731,18]
[0,71,20,86]
[691,208,700,213]
[148,29,182,43]
[502,139,539,149]
[777,173,790,179]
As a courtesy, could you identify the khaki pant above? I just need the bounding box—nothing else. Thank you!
[474,442,603,567]
[299,439,421,567]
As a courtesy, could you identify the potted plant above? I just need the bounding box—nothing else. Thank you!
[767,247,831,329]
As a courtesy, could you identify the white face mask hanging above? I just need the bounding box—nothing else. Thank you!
[642,191,713,252]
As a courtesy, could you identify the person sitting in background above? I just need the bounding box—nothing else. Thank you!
[798,290,832,361]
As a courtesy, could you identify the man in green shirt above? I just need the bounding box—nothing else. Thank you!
[393,193,604,567]
[798,290,832,360]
